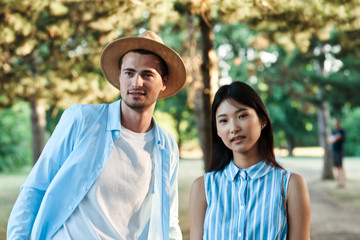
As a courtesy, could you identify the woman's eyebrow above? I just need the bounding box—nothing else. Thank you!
[216,108,247,119]
[235,108,248,113]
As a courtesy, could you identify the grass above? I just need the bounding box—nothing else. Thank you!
[0,167,30,240]
[1,157,359,240]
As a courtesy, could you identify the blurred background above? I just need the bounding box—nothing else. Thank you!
[1,0,360,239]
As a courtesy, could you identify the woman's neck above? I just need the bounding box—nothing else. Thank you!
[232,149,262,169]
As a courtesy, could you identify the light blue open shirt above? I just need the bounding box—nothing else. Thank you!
[7,99,182,240]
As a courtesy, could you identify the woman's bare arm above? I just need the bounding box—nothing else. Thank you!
[287,173,311,240]
[189,176,207,240]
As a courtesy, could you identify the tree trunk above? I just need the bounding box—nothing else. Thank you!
[286,135,295,156]
[175,113,182,156]
[31,97,46,165]
[197,8,219,171]
[313,42,334,180]
[317,98,334,179]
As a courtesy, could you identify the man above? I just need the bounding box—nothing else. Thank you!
[7,30,186,239]
[329,118,346,188]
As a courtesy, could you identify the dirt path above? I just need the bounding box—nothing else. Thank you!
[309,184,360,240]
[284,160,360,240]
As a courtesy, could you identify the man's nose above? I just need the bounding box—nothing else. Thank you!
[132,74,143,88]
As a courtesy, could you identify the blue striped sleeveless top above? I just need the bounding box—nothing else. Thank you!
[203,160,291,240]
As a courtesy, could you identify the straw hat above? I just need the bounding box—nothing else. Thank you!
[100,30,186,99]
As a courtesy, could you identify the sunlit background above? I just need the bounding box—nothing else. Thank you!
[1,0,360,239]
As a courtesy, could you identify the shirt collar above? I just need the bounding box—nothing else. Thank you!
[106,99,121,131]
[106,99,165,149]
[224,160,274,181]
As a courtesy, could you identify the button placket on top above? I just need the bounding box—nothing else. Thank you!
[231,172,240,240]
[237,170,248,239]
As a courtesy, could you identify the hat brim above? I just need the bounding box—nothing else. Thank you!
[100,36,186,99]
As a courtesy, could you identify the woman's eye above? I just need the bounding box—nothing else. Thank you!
[239,114,247,119]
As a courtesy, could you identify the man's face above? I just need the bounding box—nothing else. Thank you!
[119,52,167,111]
[334,119,341,130]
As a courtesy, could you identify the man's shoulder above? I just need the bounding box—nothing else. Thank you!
[156,124,175,139]
[155,124,178,148]
[68,102,110,111]
[64,102,112,122]
[69,102,113,113]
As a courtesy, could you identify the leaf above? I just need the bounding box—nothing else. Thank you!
[49,2,69,16]
[15,39,37,56]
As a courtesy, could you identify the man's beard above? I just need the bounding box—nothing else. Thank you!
[122,96,156,111]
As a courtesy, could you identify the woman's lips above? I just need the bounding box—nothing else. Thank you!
[231,135,245,143]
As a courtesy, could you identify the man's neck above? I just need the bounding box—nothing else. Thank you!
[120,101,155,133]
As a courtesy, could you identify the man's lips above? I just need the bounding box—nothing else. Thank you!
[128,90,146,95]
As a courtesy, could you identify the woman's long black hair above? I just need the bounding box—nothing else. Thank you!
[206,81,283,172]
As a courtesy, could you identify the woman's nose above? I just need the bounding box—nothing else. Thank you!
[230,121,240,134]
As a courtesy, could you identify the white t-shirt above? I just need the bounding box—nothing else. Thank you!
[52,126,155,240]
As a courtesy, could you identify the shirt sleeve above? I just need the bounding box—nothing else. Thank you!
[168,141,183,240]
[7,106,79,239]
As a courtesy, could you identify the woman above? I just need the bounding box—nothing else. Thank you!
[189,81,311,239]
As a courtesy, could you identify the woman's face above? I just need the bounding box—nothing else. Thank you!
[215,99,263,157]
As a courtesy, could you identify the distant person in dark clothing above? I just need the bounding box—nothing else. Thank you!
[329,118,346,188]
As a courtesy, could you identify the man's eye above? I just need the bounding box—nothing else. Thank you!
[143,73,153,78]
[239,114,247,119]
[123,71,133,76]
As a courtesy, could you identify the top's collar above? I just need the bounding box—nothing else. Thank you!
[224,160,274,181]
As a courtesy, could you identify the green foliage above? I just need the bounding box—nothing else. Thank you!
[155,88,198,149]
[0,102,31,172]
[2,0,360,162]
[255,45,319,150]
[340,107,360,156]
[0,0,181,110]
[214,24,319,152]
[46,106,64,134]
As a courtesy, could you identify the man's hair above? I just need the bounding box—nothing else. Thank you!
[118,49,168,78]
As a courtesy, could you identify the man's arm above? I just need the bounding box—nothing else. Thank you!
[7,106,79,239]
[328,132,343,144]
[7,188,45,239]
[169,145,182,240]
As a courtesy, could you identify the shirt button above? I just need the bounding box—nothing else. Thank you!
[240,205,245,210]
[69,206,73,211]
[238,232,242,237]
[240,172,246,178]
[82,186,87,191]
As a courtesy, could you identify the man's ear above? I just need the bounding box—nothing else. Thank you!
[161,75,168,91]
